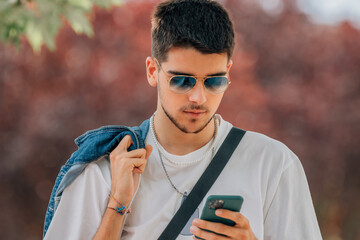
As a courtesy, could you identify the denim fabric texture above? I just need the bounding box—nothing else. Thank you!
[43,119,150,238]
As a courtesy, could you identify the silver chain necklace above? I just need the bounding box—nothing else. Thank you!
[150,114,218,197]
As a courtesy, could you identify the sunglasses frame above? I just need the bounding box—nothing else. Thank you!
[154,58,231,94]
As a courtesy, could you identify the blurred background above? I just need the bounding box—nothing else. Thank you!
[0,0,359,239]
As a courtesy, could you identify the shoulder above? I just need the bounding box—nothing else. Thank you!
[75,125,135,147]
[218,116,298,171]
[82,156,111,188]
[243,131,293,154]
[242,131,300,171]
[73,119,150,151]
[77,157,111,188]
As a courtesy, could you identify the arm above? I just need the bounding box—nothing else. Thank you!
[44,161,111,240]
[92,205,127,239]
[262,158,322,239]
[44,136,152,240]
[93,135,152,239]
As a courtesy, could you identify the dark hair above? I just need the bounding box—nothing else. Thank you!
[151,0,235,63]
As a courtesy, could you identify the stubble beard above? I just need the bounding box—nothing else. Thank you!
[161,104,214,134]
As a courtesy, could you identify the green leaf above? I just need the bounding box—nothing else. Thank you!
[68,0,92,11]
[0,0,122,52]
[64,7,94,36]
[92,0,122,9]
[35,0,63,16]
[1,5,30,47]
[41,15,62,51]
[25,20,44,53]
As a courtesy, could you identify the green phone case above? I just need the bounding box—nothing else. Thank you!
[195,195,243,239]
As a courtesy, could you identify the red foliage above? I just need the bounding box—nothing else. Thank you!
[0,0,359,239]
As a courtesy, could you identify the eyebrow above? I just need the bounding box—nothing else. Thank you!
[167,70,227,77]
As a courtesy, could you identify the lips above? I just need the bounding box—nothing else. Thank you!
[184,111,206,114]
[184,110,206,118]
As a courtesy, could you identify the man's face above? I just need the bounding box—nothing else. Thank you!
[147,47,232,134]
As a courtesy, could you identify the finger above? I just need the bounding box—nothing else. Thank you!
[190,225,228,240]
[133,168,143,174]
[215,209,250,229]
[111,148,146,164]
[132,146,152,173]
[130,156,148,173]
[145,145,153,160]
[125,148,147,158]
[192,218,233,237]
[116,135,133,152]
[114,154,147,173]
[120,145,152,159]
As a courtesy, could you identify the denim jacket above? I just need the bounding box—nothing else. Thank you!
[43,118,150,238]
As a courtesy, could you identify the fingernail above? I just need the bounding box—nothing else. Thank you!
[190,226,196,233]
[216,209,223,215]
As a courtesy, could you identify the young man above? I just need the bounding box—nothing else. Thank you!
[43,0,322,239]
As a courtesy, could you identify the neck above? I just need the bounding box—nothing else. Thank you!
[152,111,216,155]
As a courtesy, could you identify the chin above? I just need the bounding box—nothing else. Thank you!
[161,103,214,134]
[179,115,214,134]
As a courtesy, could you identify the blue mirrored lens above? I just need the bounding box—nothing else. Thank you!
[169,76,196,93]
[204,77,229,93]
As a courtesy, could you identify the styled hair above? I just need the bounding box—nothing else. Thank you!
[151,0,235,63]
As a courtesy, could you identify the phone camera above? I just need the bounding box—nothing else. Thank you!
[208,199,224,209]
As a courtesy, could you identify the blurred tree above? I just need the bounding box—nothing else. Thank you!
[0,0,122,52]
[0,0,359,239]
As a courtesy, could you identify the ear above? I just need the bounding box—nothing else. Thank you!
[146,57,158,87]
[227,59,233,73]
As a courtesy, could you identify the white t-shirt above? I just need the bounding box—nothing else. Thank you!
[44,115,322,240]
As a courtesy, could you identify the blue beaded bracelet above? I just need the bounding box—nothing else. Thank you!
[107,206,128,215]
[107,193,131,215]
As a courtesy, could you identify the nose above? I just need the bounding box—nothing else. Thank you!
[187,80,207,105]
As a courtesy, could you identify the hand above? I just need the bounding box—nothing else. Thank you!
[109,135,152,204]
[190,209,257,240]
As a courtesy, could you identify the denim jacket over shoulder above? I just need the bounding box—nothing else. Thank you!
[43,118,150,238]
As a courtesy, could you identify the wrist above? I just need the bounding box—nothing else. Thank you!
[108,199,131,209]
[107,193,132,215]
[109,192,132,206]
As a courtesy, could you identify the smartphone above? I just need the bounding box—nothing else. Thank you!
[195,195,243,239]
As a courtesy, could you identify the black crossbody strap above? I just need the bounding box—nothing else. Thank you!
[158,127,246,240]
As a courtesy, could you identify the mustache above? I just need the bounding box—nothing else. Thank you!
[181,104,208,111]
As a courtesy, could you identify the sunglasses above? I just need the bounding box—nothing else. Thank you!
[154,58,231,94]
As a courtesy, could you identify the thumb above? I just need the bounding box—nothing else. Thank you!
[145,145,153,160]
